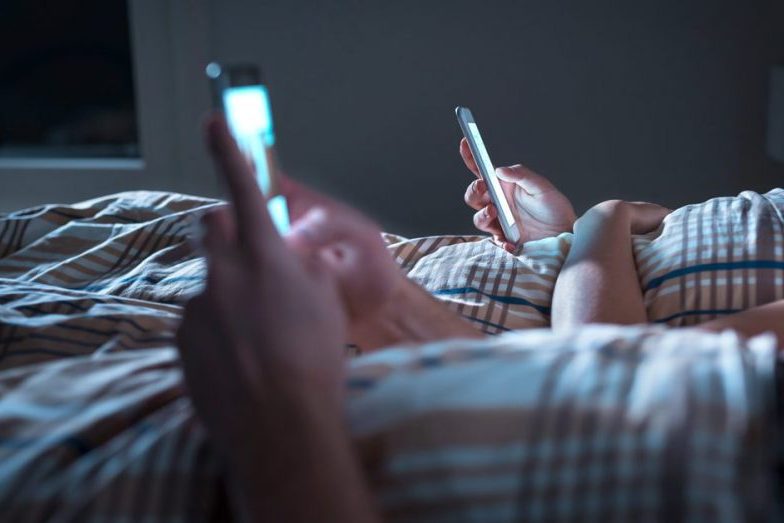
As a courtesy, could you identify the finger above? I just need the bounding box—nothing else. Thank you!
[176,296,217,366]
[464,179,491,210]
[175,296,199,352]
[472,205,504,237]
[626,202,673,234]
[176,295,243,400]
[200,207,235,254]
[459,138,481,179]
[495,165,558,196]
[201,208,237,291]
[186,206,221,255]
[204,113,281,257]
[630,201,673,215]
[486,234,516,253]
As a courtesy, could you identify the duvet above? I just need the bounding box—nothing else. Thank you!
[0,189,781,521]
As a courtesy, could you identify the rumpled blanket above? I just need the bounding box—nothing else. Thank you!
[0,190,781,521]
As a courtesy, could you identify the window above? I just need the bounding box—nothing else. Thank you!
[0,0,139,159]
[0,0,216,214]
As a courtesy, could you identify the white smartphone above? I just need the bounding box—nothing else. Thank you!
[455,106,520,245]
[206,62,289,233]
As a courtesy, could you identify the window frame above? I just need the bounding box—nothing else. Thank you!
[0,0,218,212]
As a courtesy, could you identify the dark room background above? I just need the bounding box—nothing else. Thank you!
[0,1,139,159]
[1,0,783,237]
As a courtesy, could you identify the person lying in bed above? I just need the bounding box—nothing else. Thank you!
[456,137,784,335]
[176,113,783,521]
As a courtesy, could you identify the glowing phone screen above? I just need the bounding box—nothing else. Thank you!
[223,85,289,233]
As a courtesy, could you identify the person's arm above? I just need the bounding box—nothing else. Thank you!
[177,114,380,522]
[551,199,784,343]
[228,390,379,522]
[551,200,670,331]
[694,300,784,343]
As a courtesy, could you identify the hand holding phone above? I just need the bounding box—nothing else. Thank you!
[207,62,289,232]
[455,107,521,245]
[457,107,577,247]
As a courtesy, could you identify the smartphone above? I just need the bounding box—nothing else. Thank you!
[206,62,289,233]
[455,106,520,245]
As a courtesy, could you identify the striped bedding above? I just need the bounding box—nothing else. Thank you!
[389,188,784,334]
[349,327,779,521]
[0,189,781,521]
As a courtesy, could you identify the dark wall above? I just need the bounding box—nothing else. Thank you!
[210,0,784,236]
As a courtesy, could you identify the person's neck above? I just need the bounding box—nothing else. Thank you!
[349,280,483,352]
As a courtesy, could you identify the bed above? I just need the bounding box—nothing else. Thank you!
[0,189,782,521]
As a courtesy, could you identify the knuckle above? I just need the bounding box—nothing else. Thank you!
[464,181,478,203]
[473,207,490,228]
[465,180,487,209]
[472,210,484,228]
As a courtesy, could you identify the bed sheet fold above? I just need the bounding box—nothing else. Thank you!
[0,190,780,521]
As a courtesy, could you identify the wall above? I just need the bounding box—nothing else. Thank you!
[1,1,782,238]
[206,0,784,236]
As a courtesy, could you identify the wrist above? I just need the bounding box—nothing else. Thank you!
[224,395,380,522]
[225,388,343,476]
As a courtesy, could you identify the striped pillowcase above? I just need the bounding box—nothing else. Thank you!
[385,188,784,333]
[385,234,571,334]
[637,188,784,325]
